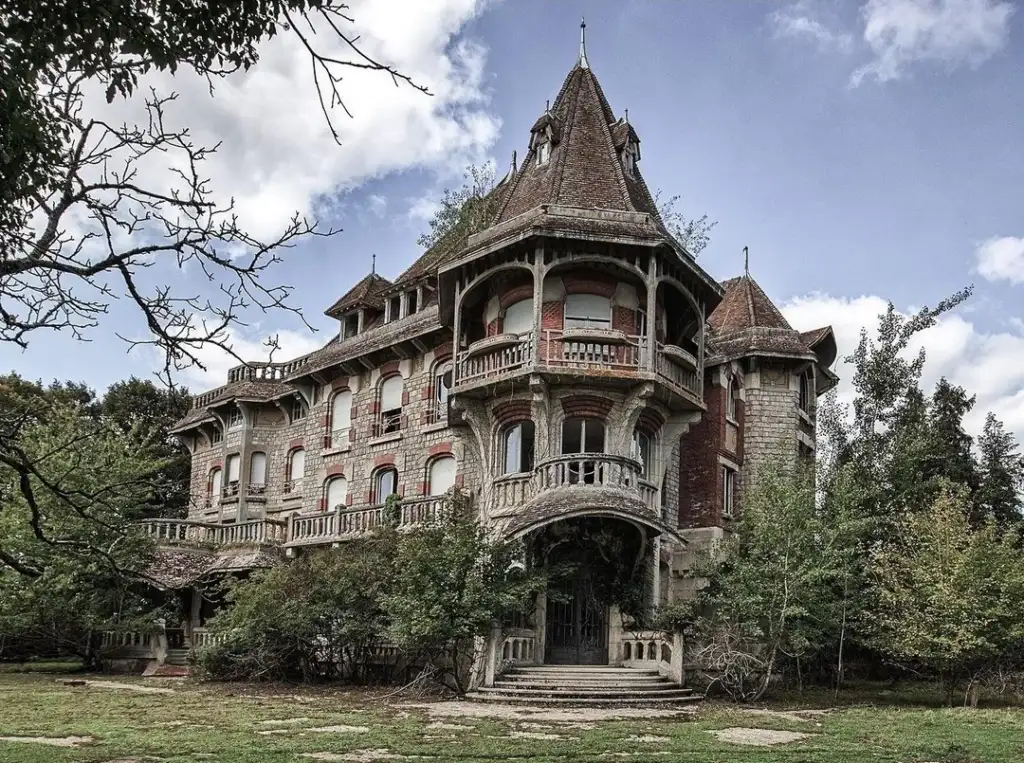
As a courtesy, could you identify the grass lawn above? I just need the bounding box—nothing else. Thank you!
[1,674,1024,763]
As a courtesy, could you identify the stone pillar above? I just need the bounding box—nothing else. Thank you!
[532,246,545,365]
[645,257,657,372]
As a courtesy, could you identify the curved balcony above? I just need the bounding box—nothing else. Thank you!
[285,496,447,548]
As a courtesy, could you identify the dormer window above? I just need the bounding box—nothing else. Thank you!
[386,294,401,323]
[291,397,308,422]
[537,142,551,166]
[227,407,244,430]
[407,290,418,315]
[622,142,639,177]
[343,313,359,339]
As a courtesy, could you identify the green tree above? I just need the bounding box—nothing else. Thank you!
[653,190,717,257]
[863,481,1024,704]
[976,412,1024,528]
[922,378,979,504]
[384,492,543,694]
[0,402,164,665]
[417,164,499,253]
[196,541,394,683]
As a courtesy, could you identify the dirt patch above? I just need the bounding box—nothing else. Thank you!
[301,751,408,762]
[308,724,371,734]
[256,729,290,735]
[628,735,671,743]
[739,708,832,723]
[710,727,811,746]
[0,735,95,747]
[508,731,563,740]
[425,721,471,731]
[69,680,175,695]
[404,701,693,723]
[259,717,311,725]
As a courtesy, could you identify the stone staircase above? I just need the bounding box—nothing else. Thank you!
[467,665,701,705]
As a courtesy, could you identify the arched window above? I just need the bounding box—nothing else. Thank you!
[373,466,399,504]
[249,452,267,497]
[432,361,452,424]
[427,456,457,496]
[285,448,305,494]
[727,377,740,421]
[564,294,611,329]
[632,429,652,478]
[330,389,352,447]
[561,417,605,454]
[325,476,348,510]
[502,421,536,474]
[207,467,222,507]
[379,375,404,435]
[225,453,241,497]
[503,298,534,335]
[799,370,813,413]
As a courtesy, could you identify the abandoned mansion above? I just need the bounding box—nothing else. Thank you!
[133,33,838,693]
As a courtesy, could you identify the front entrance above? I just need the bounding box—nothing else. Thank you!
[545,571,608,665]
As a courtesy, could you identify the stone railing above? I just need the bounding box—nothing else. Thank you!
[139,518,287,547]
[533,453,645,494]
[500,627,537,665]
[492,473,533,513]
[638,480,658,511]
[191,628,227,649]
[656,343,701,398]
[286,496,447,547]
[226,358,309,384]
[455,332,534,386]
[619,629,685,685]
[539,329,645,371]
[101,630,156,651]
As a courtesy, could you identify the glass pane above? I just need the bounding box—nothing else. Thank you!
[377,469,396,500]
[381,375,404,410]
[522,422,535,471]
[564,294,611,328]
[562,418,583,454]
[503,299,534,335]
[211,469,222,495]
[428,457,456,495]
[327,477,347,509]
[504,425,522,474]
[289,449,305,480]
[226,454,240,481]
[332,391,352,431]
[249,452,267,484]
[584,419,605,453]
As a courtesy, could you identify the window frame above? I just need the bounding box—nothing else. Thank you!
[378,374,404,435]
[632,429,652,478]
[426,455,457,496]
[798,370,813,413]
[563,293,613,330]
[503,297,534,336]
[372,466,399,504]
[210,427,224,445]
[432,361,453,424]
[561,416,606,455]
[536,141,551,166]
[501,421,536,475]
[727,377,740,422]
[227,407,244,430]
[291,397,308,422]
[207,467,223,507]
[721,466,736,518]
[329,389,353,446]
[324,475,348,511]
[285,447,305,494]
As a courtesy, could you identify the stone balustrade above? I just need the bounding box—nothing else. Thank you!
[492,473,534,513]
[500,628,537,665]
[618,629,685,685]
[191,628,227,649]
[139,518,286,546]
[533,452,645,494]
[285,496,446,548]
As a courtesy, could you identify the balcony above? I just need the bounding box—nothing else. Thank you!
[454,330,701,403]
[285,496,447,548]
[140,518,287,547]
[491,453,659,517]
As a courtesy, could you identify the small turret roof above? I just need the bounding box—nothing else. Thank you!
[324,272,391,318]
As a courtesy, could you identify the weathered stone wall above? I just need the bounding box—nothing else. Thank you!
[742,360,805,486]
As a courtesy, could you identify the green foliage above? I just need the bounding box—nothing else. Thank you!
[0,401,165,664]
[976,412,1024,527]
[653,189,717,257]
[416,164,499,254]
[863,481,1024,699]
[384,491,544,693]
[196,541,395,683]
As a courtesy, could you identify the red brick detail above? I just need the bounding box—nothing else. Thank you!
[541,301,562,330]
[364,492,373,505]
[368,401,381,414]
[498,283,535,309]
[637,408,665,434]
[678,384,726,528]
[561,395,614,420]
[561,272,617,297]
[421,384,434,401]
[331,376,350,391]
[396,483,405,499]
[455,473,466,488]
[326,464,345,477]
[486,318,503,336]
[289,438,304,448]
[611,305,637,334]
[317,498,327,511]
[210,460,223,470]
[318,415,329,427]
[493,400,532,427]
[379,360,401,377]
[429,442,453,456]
[401,390,410,406]
[374,454,396,468]
[433,341,454,362]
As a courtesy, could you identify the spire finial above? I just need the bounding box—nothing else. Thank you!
[579,17,589,69]
[371,253,376,275]
[743,246,749,276]
[545,99,550,113]
[624,108,629,124]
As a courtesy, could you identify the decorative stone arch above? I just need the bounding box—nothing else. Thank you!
[541,253,646,284]
[454,262,537,346]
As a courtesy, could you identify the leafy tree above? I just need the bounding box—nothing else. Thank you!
[196,541,394,683]
[384,491,543,694]
[922,378,979,504]
[976,412,1024,528]
[653,189,716,257]
[862,481,1024,704]
[0,402,164,665]
[688,464,865,701]
[417,164,499,253]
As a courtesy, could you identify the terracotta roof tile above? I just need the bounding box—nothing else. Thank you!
[324,272,392,318]
[708,275,794,332]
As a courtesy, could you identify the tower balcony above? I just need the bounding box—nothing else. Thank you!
[491,453,660,526]
[454,329,701,405]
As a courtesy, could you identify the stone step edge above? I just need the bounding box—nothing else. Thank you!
[465,693,703,706]
[475,687,693,697]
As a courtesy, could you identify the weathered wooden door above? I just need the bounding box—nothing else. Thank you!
[546,573,608,665]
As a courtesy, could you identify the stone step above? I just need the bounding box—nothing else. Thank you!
[494,678,675,690]
[165,649,190,667]
[465,691,703,706]
[474,685,693,699]
[511,666,660,673]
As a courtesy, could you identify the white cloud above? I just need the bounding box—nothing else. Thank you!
[976,236,1024,285]
[179,326,325,390]
[770,2,855,52]
[782,292,1024,444]
[78,0,501,241]
[367,194,389,218]
[851,0,1014,85]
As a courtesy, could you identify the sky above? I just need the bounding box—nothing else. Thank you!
[4,0,1024,442]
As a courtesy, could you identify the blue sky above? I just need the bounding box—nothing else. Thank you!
[4,0,1024,439]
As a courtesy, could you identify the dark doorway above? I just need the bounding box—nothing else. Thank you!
[546,569,608,664]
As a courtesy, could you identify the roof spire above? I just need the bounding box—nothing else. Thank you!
[578,17,589,69]
[624,108,629,124]
[743,246,749,276]
[371,253,376,275]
